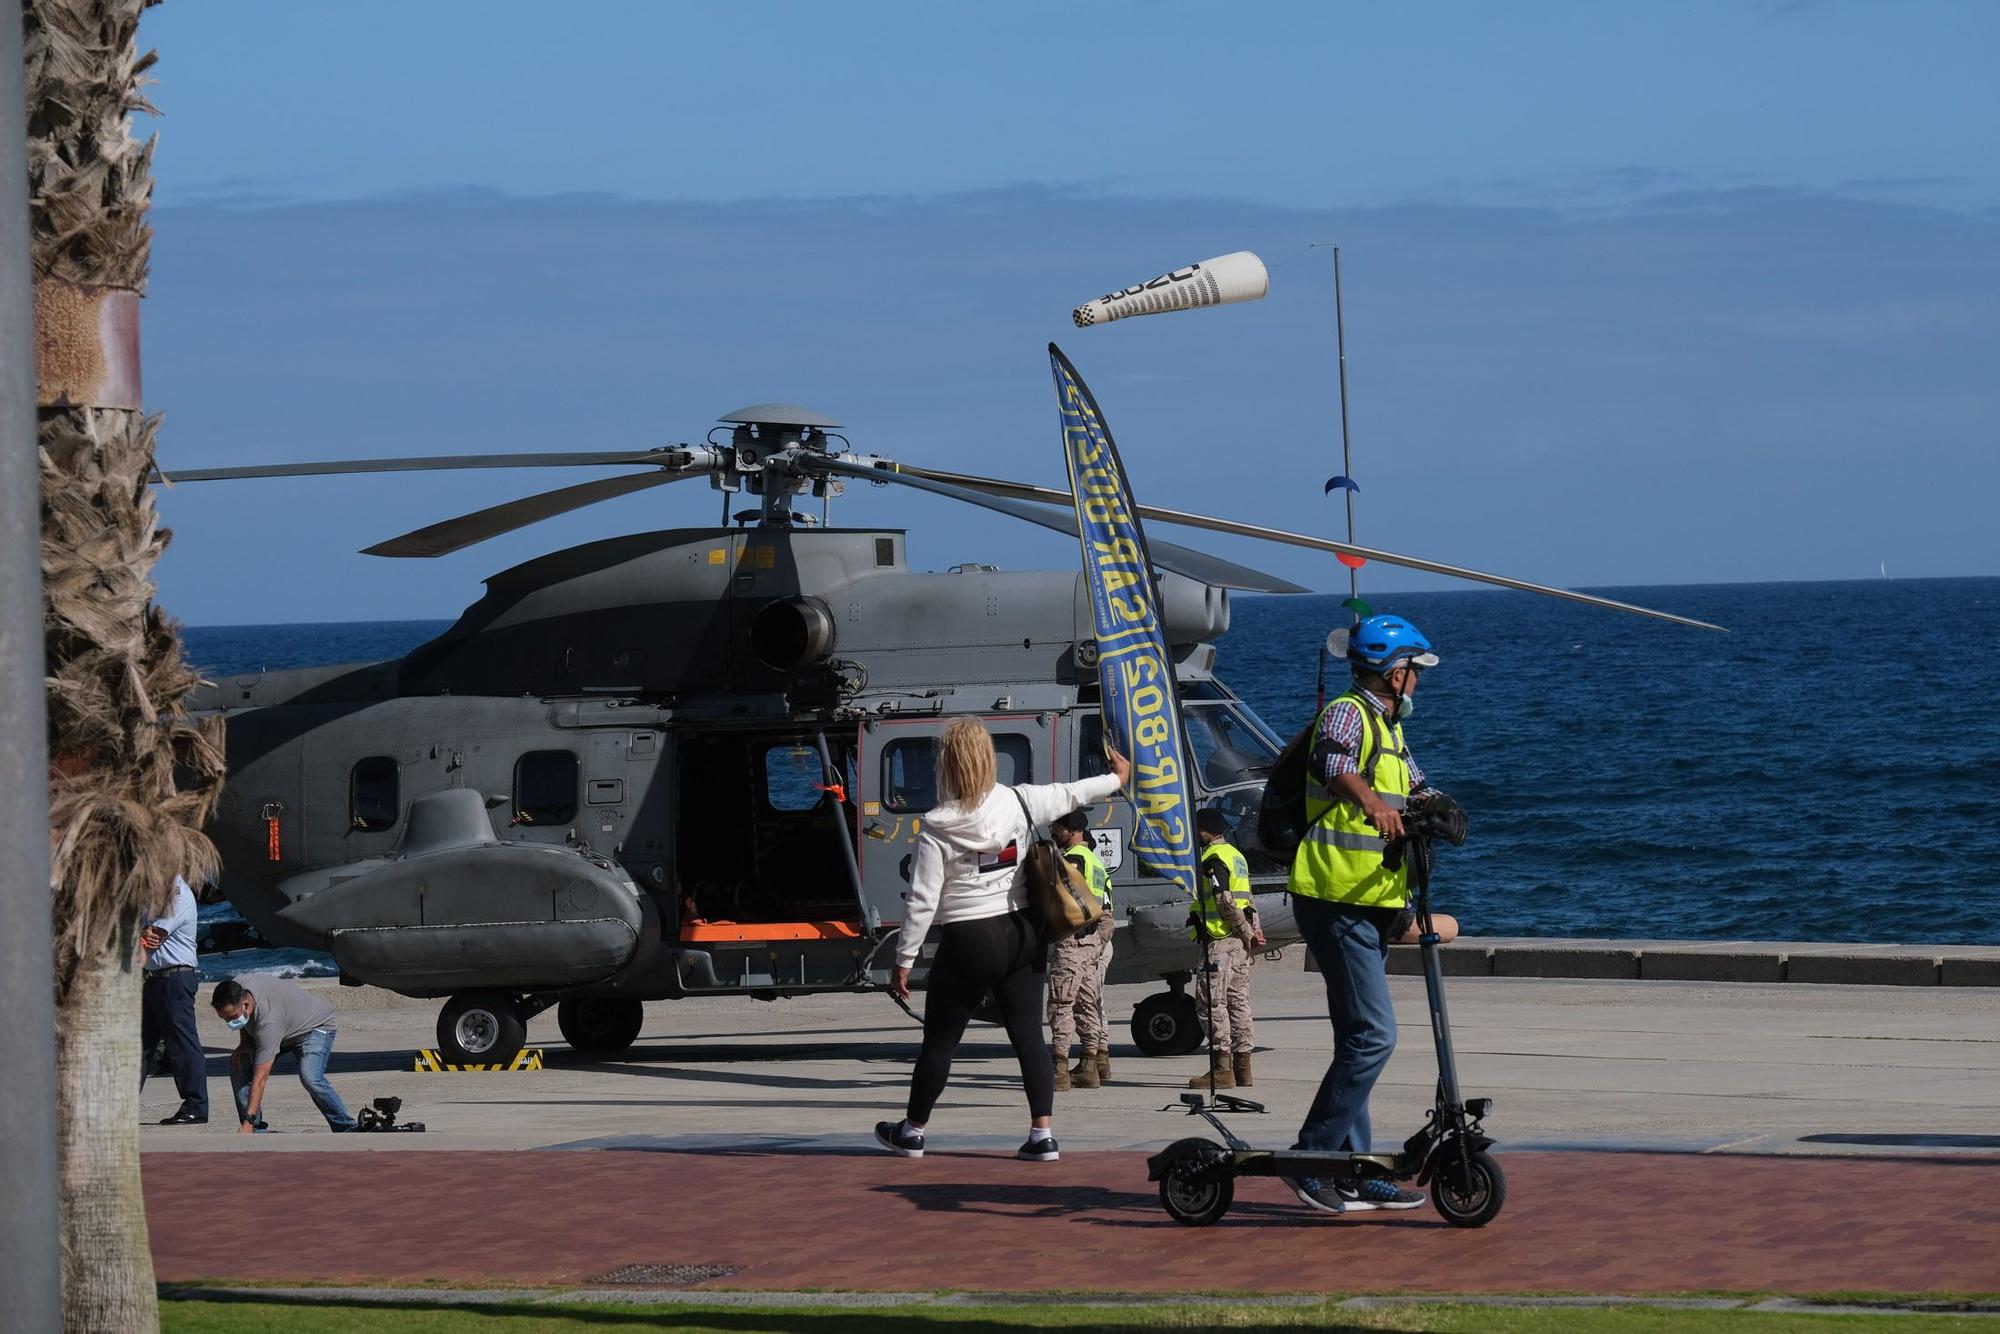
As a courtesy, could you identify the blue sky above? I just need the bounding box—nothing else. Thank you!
[137,2,2000,623]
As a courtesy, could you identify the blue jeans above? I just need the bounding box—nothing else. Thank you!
[232,1026,355,1131]
[1291,897,1397,1154]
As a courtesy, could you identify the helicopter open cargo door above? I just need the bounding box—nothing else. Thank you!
[669,727,873,993]
[855,713,1051,986]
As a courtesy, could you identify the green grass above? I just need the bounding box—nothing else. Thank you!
[159,1296,2000,1333]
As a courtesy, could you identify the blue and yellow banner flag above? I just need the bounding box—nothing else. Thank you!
[1049,343,1197,902]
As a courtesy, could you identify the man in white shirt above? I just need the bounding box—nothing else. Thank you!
[141,876,208,1124]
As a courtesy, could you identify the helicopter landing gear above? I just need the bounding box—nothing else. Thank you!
[1131,979,1203,1057]
[437,991,527,1066]
[556,996,645,1056]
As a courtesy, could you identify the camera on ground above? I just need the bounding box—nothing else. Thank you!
[354,1095,425,1133]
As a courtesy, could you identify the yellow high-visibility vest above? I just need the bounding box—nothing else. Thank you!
[1193,839,1253,940]
[1063,841,1112,913]
[1287,690,1412,909]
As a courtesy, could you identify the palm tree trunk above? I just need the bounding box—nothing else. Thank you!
[24,1,224,1327]
[53,923,153,1329]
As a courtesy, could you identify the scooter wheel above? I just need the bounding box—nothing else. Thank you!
[1157,1138,1233,1227]
[1433,1148,1506,1228]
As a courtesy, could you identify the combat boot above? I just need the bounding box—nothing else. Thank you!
[1070,1053,1101,1089]
[1187,1051,1235,1090]
[1095,1047,1112,1080]
[1052,1051,1073,1092]
[1233,1051,1254,1087]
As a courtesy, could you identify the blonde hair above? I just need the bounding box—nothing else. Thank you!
[936,719,997,809]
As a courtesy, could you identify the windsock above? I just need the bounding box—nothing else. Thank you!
[1071,250,1269,328]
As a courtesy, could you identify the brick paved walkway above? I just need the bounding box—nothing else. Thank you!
[143,1149,2000,1294]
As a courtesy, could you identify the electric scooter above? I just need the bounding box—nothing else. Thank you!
[1146,792,1506,1227]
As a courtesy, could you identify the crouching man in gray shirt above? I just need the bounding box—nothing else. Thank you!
[211,976,356,1133]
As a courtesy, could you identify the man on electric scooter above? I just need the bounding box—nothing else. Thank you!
[1283,614,1440,1215]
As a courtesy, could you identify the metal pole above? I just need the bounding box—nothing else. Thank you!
[0,6,65,1324]
[1332,246,1359,609]
[812,730,875,934]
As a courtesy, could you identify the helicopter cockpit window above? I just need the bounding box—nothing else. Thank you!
[881,732,1034,812]
[514,750,578,826]
[349,756,399,832]
[1182,701,1283,791]
[1202,786,1289,873]
[1079,697,1283,792]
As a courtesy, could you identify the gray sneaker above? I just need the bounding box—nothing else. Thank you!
[1279,1175,1347,1214]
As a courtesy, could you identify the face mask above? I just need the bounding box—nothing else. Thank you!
[225,1013,249,1030]
[1392,694,1416,721]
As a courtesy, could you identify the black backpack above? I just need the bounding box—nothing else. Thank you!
[1255,721,1315,862]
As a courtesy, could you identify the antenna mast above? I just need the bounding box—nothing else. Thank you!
[1333,245,1359,608]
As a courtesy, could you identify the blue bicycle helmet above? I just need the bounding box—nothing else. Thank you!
[1347,614,1439,671]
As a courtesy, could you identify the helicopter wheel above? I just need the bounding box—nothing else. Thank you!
[1131,991,1203,1057]
[437,992,527,1067]
[556,996,644,1056]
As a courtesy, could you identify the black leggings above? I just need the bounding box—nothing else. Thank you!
[907,909,1053,1124]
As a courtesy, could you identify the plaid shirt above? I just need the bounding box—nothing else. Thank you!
[1312,688,1427,793]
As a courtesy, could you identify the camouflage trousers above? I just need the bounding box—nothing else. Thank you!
[1194,935,1254,1054]
[1092,928,1114,1044]
[1047,927,1108,1056]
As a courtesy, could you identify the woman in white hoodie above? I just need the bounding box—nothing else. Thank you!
[875,719,1129,1162]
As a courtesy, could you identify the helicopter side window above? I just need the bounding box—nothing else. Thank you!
[763,744,827,813]
[881,740,936,814]
[881,732,1034,812]
[514,750,578,826]
[1077,715,1109,779]
[349,756,399,832]
[992,733,1034,785]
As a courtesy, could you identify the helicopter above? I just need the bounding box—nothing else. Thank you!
[170,403,1718,1067]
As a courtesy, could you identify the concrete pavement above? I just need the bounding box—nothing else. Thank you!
[140,961,2000,1156]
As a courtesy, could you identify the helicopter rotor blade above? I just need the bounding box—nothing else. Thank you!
[874,461,1725,633]
[815,457,1307,595]
[361,469,698,558]
[152,448,692,484]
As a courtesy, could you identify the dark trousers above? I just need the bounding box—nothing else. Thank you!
[141,968,208,1117]
[907,909,1054,1124]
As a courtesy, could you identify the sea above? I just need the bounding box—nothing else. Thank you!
[181,576,2000,977]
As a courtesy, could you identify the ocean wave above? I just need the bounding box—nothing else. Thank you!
[198,949,338,983]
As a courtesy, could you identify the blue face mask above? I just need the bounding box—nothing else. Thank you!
[225,1013,250,1031]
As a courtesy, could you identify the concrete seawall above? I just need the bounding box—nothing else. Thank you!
[199,933,2000,989]
[1374,937,2000,986]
